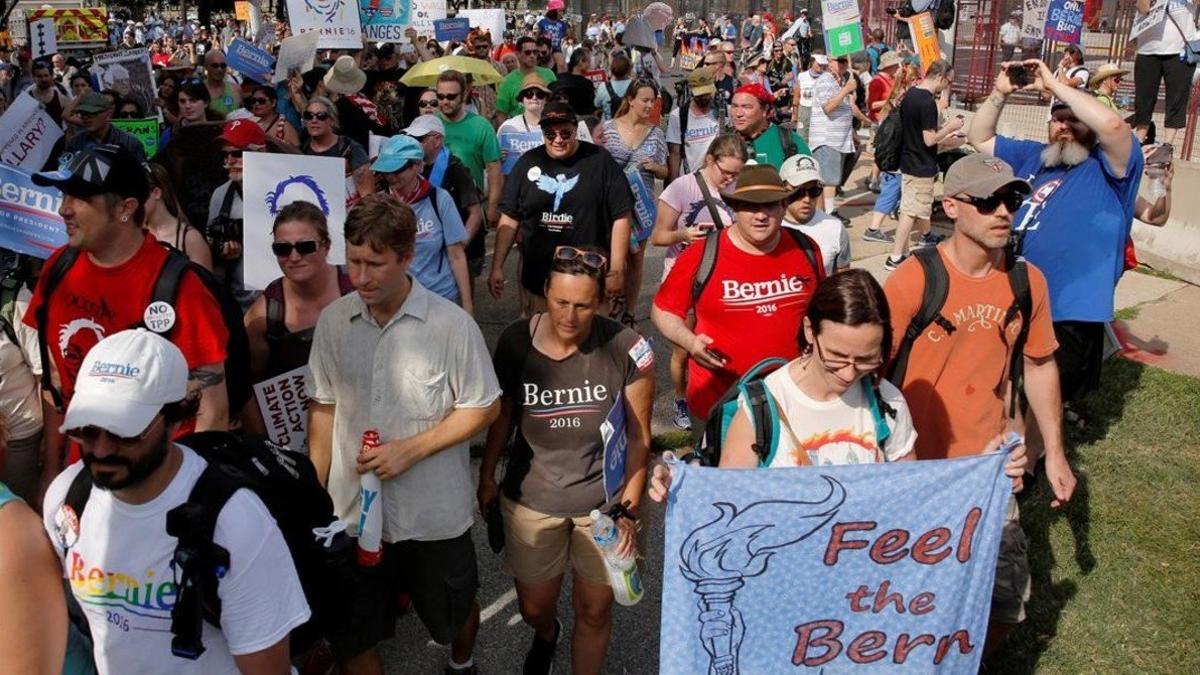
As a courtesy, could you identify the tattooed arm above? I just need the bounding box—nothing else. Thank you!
[189,362,229,431]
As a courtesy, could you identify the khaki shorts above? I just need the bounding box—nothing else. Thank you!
[991,495,1031,624]
[900,174,936,219]
[501,496,609,586]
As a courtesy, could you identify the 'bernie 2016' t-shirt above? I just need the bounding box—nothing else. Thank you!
[500,142,634,295]
[653,228,824,418]
[996,134,1144,322]
[494,315,653,516]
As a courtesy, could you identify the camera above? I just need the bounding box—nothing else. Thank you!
[1006,64,1032,88]
[207,215,243,255]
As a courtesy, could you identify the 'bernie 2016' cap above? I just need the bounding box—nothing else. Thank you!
[33,144,149,202]
[943,153,1031,198]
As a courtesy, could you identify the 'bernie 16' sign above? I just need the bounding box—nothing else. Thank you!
[660,452,1010,674]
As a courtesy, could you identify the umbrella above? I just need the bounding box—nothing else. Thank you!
[399,55,503,87]
[644,2,674,31]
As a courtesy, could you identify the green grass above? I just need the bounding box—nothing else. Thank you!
[1131,265,1183,282]
[1113,305,1141,322]
[983,358,1200,674]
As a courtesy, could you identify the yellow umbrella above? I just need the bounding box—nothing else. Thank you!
[399,55,503,87]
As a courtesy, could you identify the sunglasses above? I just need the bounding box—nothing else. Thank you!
[553,246,607,270]
[793,185,823,199]
[249,97,271,106]
[302,111,331,121]
[543,128,575,141]
[520,89,548,100]
[272,240,321,257]
[67,415,162,448]
[436,92,460,101]
[953,190,1026,215]
[418,99,438,108]
[222,149,243,160]
[208,62,227,69]
[522,49,538,55]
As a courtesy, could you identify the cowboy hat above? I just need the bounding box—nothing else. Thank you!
[1088,63,1130,89]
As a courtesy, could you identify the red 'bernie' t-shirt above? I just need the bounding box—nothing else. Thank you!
[24,234,228,446]
[653,229,823,418]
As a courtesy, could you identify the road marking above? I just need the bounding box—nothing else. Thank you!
[481,588,518,622]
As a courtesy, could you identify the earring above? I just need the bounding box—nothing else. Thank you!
[121,216,128,222]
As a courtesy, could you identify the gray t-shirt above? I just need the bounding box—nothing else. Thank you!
[494,315,653,516]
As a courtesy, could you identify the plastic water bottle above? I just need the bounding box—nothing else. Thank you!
[590,509,644,606]
[357,430,384,567]
[1146,175,1166,202]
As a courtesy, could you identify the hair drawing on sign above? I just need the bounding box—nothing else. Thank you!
[266,176,331,216]
[304,0,345,22]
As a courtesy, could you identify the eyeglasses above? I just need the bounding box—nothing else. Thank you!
[553,246,607,270]
[520,89,548,100]
[436,92,460,101]
[713,160,741,180]
[67,415,163,448]
[793,185,823,199]
[207,62,227,69]
[250,97,271,106]
[522,49,538,55]
[952,190,1026,215]
[222,149,243,160]
[543,128,575,141]
[813,334,884,373]
[302,111,331,121]
[418,99,437,108]
[272,240,320,257]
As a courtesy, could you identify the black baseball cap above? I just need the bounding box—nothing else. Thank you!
[33,144,149,202]
[538,101,578,128]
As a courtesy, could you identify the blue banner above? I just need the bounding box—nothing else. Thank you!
[1045,0,1084,43]
[601,391,626,501]
[625,167,656,243]
[434,17,471,42]
[0,163,66,258]
[499,129,543,175]
[226,37,276,84]
[660,452,1010,674]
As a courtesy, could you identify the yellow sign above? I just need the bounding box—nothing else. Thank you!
[235,1,252,22]
[911,12,941,72]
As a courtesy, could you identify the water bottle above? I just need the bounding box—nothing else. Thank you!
[590,509,644,606]
[1146,175,1166,202]
[357,429,384,567]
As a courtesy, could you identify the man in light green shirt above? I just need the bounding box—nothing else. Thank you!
[496,36,557,119]
[438,70,503,227]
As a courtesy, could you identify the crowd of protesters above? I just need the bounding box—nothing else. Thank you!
[0,3,1184,674]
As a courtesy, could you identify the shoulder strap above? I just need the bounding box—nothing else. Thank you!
[862,379,894,453]
[1002,250,1032,418]
[783,227,825,283]
[887,247,953,388]
[36,247,82,412]
[217,182,240,221]
[779,125,797,159]
[742,378,775,465]
[691,227,722,304]
[693,171,726,230]
[0,276,21,348]
[264,278,285,338]
[144,248,191,339]
[64,467,94,528]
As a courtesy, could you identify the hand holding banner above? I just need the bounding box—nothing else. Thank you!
[0,92,64,171]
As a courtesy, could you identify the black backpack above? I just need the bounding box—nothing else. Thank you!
[33,243,253,415]
[604,80,623,118]
[62,431,353,660]
[886,246,1032,418]
[934,0,957,30]
[874,110,903,172]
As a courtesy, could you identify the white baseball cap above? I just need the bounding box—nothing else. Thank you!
[62,329,189,437]
[780,153,823,187]
[403,114,446,138]
[812,54,829,66]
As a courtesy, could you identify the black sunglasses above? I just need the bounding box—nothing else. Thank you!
[520,89,548,100]
[418,98,438,107]
[272,240,321,257]
[222,149,243,160]
[953,190,1026,215]
[249,97,271,106]
[436,92,460,101]
[543,128,575,141]
[793,185,823,199]
[302,111,331,121]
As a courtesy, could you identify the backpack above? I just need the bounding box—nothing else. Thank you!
[934,0,957,30]
[866,43,889,74]
[62,431,352,659]
[34,243,253,415]
[873,109,903,172]
[604,80,622,118]
[885,246,1032,418]
[691,226,824,305]
[691,358,895,467]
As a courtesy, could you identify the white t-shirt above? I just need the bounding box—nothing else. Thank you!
[43,448,310,675]
[784,209,850,276]
[796,70,818,109]
[0,289,43,440]
[1000,22,1021,46]
[1137,0,1198,55]
[665,105,721,173]
[741,366,917,468]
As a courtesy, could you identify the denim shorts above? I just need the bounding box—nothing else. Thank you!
[872,171,902,215]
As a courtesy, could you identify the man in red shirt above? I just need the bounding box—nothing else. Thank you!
[866,50,902,124]
[24,144,228,500]
[652,164,823,442]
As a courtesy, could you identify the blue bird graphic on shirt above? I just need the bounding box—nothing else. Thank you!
[535,173,579,212]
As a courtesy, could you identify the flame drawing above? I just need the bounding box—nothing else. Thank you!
[678,476,846,675]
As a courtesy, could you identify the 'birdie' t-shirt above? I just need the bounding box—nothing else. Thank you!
[500,142,634,295]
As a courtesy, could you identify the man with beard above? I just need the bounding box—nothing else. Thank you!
[967,58,1142,416]
[41,329,308,673]
[730,82,810,170]
[666,66,722,182]
[26,60,69,125]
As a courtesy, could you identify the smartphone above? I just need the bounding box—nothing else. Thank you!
[1145,144,1173,167]
[704,346,729,363]
[698,223,717,235]
[1006,64,1032,88]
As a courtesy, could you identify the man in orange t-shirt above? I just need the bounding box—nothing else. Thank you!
[884,154,1077,651]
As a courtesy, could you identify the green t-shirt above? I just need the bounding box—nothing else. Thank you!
[496,66,558,117]
[751,124,813,170]
[441,111,502,189]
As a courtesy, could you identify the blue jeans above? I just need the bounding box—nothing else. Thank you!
[872,171,902,215]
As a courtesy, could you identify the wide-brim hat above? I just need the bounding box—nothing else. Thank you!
[323,55,367,95]
[1089,63,1130,89]
[879,51,904,71]
[727,165,797,204]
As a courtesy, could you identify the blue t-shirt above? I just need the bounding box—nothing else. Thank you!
[537,18,568,50]
[410,186,468,302]
[997,134,1144,322]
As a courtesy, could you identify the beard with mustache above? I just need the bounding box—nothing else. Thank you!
[1041,140,1091,168]
[82,424,172,491]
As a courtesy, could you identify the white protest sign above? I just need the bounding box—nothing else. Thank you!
[0,92,64,170]
[457,8,505,43]
[31,18,57,58]
[1130,0,1168,40]
[242,152,346,290]
[285,0,363,49]
[820,0,861,28]
[410,0,448,37]
[254,366,312,452]
[273,29,320,83]
[1022,0,1050,39]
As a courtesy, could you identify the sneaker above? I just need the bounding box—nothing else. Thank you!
[914,232,945,249]
[672,399,691,430]
[523,619,561,675]
[883,254,907,271]
[862,228,894,243]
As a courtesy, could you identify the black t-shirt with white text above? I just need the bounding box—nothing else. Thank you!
[899,87,939,177]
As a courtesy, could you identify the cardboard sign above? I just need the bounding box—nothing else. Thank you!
[272,30,319,83]
[30,18,57,58]
[92,49,156,122]
[286,0,363,49]
[409,0,448,37]
[499,129,543,174]
[456,8,504,42]
[1130,0,1168,40]
[1023,0,1050,40]
[911,12,942,70]
[0,92,64,171]
[1045,0,1085,43]
[242,152,346,290]
[433,17,470,42]
[254,366,311,452]
[226,37,276,84]
[235,1,253,21]
[112,118,159,159]
[825,23,864,58]
[358,0,411,42]
[0,163,66,258]
[660,452,1010,674]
